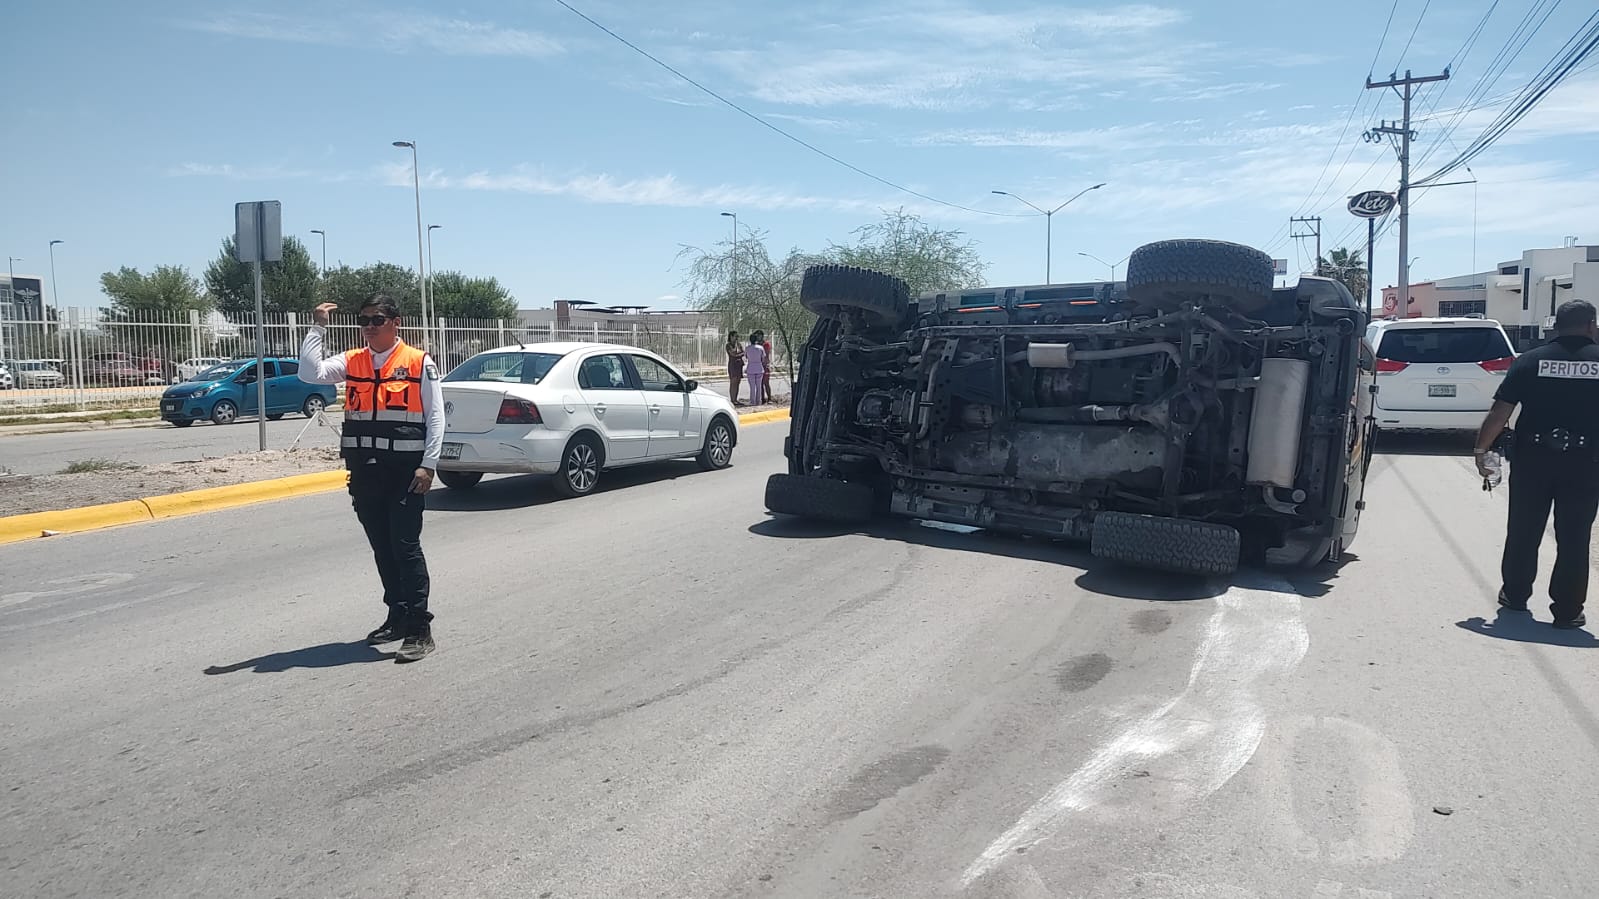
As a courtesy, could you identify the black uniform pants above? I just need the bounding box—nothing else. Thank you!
[1501,448,1599,621]
[349,462,432,633]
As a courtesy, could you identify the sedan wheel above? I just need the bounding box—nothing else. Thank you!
[552,437,602,498]
[697,419,734,471]
[211,400,238,425]
[302,394,326,418]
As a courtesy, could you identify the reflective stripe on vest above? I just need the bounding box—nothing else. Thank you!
[341,343,428,460]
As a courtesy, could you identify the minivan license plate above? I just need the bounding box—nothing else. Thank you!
[1428,384,1456,397]
[441,443,462,460]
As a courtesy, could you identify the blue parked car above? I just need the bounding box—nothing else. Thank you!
[160,358,336,427]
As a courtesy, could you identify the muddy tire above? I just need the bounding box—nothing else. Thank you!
[765,473,874,523]
[1125,239,1276,313]
[1091,512,1240,576]
[799,264,910,327]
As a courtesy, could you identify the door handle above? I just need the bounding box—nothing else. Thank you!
[594,404,606,415]
[650,406,660,414]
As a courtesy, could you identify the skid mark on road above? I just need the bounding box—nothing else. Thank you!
[961,580,1309,887]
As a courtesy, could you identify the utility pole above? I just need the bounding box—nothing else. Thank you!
[1290,216,1322,273]
[1365,68,1449,323]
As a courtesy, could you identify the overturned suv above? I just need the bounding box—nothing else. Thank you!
[766,239,1375,576]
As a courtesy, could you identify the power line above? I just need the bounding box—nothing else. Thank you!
[552,0,1032,219]
[1392,0,1435,70]
[1417,9,1599,185]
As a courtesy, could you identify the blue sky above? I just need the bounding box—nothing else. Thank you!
[6,0,1599,313]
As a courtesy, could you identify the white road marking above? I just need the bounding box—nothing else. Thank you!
[961,581,1309,887]
[0,572,136,611]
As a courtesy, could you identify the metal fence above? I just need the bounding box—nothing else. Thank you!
[0,308,784,411]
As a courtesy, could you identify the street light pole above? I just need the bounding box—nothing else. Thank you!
[48,241,63,313]
[1077,251,1131,283]
[427,224,441,326]
[720,211,737,303]
[393,140,430,349]
[309,229,326,274]
[2,256,18,362]
[993,183,1105,284]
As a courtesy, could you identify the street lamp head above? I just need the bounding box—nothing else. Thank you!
[1091,182,1106,190]
[392,140,414,148]
[310,229,324,236]
[428,224,441,231]
[991,190,1009,196]
[50,240,64,247]
[720,211,735,218]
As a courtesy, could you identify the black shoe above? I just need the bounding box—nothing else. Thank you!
[1552,613,1587,630]
[366,621,404,645]
[395,630,436,663]
[1497,590,1530,613]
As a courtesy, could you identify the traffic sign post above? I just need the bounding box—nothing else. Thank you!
[235,201,283,451]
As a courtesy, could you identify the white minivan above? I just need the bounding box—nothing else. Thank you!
[1365,316,1517,432]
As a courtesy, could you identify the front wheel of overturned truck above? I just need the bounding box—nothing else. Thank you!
[1090,511,1242,577]
[765,473,876,524]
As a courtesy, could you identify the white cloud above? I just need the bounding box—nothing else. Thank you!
[186,11,563,57]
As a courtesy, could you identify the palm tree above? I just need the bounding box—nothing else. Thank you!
[1316,248,1368,300]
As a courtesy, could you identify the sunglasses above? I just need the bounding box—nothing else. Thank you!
[356,315,392,327]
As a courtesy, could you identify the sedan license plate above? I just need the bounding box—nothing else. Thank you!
[1428,384,1457,397]
[441,443,463,460]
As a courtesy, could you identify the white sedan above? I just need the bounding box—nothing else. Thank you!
[435,342,740,496]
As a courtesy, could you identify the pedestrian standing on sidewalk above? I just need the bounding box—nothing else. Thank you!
[761,333,774,404]
[1474,299,1599,630]
[300,297,446,662]
[726,330,745,406]
[745,331,767,409]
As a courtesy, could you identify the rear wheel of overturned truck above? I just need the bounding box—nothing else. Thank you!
[1090,512,1242,577]
[765,473,875,524]
[1125,239,1277,313]
[799,264,910,328]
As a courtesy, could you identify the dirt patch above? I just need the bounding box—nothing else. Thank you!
[0,447,343,517]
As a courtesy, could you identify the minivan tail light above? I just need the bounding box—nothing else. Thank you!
[1477,356,1514,374]
[1375,358,1409,374]
[496,398,543,424]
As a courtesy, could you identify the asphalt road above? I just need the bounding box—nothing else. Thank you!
[3,425,1597,898]
[0,377,790,477]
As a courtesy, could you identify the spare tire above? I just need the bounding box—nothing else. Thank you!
[1090,511,1240,576]
[800,264,909,327]
[765,473,874,523]
[1125,239,1276,312]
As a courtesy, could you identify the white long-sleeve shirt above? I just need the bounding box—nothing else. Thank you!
[299,326,446,470]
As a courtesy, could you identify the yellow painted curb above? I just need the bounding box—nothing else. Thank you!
[0,471,349,547]
[0,501,155,545]
[738,409,791,426]
[142,471,348,520]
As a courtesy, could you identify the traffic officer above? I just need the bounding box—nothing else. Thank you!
[1474,299,1599,629]
[300,296,446,661]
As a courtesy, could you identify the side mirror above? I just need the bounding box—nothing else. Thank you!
[683,379,698,392]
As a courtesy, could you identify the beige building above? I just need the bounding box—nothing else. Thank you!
[1381,243,1599,350]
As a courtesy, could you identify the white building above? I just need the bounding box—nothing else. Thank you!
[1383,243,1599,350]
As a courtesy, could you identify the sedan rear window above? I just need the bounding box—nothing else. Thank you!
[444,352,564,385]
[1376,327,1512,363]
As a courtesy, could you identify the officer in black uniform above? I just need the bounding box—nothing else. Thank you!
[1474,299,1599,629]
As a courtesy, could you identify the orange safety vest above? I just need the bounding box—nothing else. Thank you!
[341,342,428,463]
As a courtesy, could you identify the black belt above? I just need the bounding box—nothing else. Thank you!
[1527,428,1590,452]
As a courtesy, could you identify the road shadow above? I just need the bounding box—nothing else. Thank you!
[426,461,710,512]
[1375,430,1475,458]
[203,640,396,674]
[1456,611,1599,648]
[749,515,1343,602]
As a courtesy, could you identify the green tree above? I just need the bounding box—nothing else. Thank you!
[680,229,821,383]
[1316,247,1369,301]
[205,235,319,315]
[429,271,518,320]
[99,265,207,319]
[827,207,988,296]
[321,262,422,317]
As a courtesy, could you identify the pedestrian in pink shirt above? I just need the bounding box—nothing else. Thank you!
[744,331,767,408]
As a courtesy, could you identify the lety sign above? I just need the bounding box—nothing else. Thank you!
[1347,190,1397,218]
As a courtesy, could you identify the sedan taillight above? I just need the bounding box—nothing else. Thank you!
[496,398,543,424]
